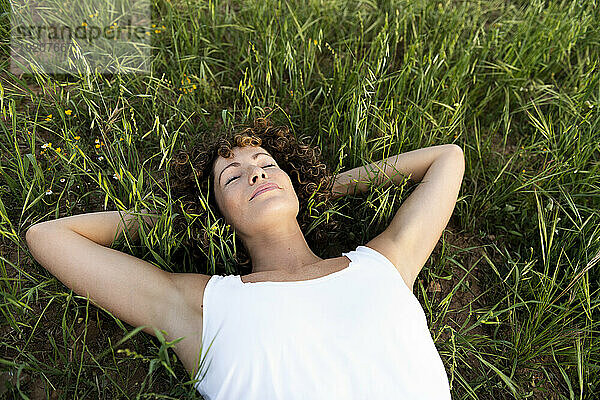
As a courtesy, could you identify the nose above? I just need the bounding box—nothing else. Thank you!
[249,165,268,184]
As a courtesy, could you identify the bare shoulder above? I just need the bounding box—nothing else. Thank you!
[163,272,213,377]
[364,237,416,292]
[168,272,213,317]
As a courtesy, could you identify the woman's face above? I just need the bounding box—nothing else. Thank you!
[212,145,299,237]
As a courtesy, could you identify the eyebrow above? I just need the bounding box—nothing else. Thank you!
[218,152,273,185]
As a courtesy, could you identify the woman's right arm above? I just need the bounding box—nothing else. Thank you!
[24,210,201,339]
[330,144,457,200]
[29,208,160,246]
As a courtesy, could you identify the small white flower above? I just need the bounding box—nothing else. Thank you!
[45,189,53,195]
[113,173,121,180]
[60,178,66,183]
[95,139,100,143]
[42,143,49,149]
[98,156,104,161]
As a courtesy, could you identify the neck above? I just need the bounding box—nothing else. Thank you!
[240,219,322,275]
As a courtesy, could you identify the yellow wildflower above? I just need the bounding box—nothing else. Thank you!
[74,136,80,140]
[65,109,72,115]
[82,22,87,27]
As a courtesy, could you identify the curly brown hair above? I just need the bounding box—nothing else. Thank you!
[165,111,341,276]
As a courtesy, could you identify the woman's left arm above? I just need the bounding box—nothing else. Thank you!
[330,144,459,199]
[330,144,465,290]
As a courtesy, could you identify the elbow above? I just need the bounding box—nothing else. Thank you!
[25,226,47,255]
[448,144,464,163]
[446,143,464,157]
[26,223,52,246]
[25,226,41,261]
[444,144,465,174]
[25,225,39,244]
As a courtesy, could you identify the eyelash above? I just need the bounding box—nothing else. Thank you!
[225,164,276,185]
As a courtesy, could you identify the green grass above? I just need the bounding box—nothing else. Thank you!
[1,0,599,398]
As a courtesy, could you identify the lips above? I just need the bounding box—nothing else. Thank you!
[250,183,281,201]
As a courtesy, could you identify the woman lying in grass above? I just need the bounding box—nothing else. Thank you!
[26,113,464,399]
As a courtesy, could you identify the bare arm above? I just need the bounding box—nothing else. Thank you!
[331,144,465,290]
[30,208,160,246]
[24,208,193,339]
[330,144,458,199]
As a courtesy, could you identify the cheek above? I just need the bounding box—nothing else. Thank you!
[219,188,244,220]
[215,187,231,217]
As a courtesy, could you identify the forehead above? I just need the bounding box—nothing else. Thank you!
[212,146,271,171]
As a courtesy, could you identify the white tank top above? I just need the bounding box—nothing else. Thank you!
[194,245,451,399]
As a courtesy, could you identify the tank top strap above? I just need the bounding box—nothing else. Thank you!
[342,245,412,293]
[197,274,241,392]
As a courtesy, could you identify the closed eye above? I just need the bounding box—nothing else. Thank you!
[225,164,277,185]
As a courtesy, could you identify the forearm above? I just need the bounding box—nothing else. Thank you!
[28,209,160,247]
[331,144,460,199]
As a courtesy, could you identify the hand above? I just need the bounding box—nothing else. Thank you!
[327,174,350,200]
[138,208,159,229]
